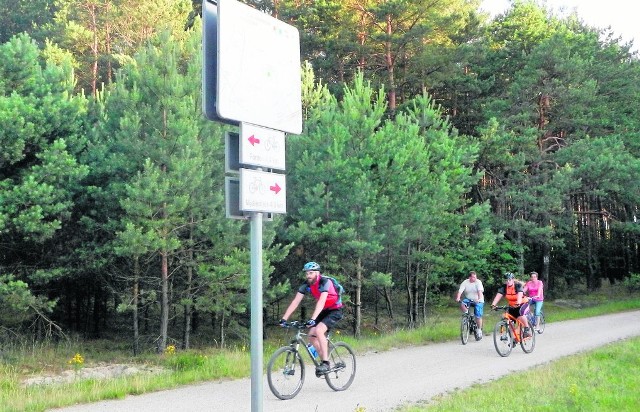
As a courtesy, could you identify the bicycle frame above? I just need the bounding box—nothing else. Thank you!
[287,323,324,367]
[502,311,524,343]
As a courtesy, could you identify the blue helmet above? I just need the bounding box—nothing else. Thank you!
[505,272,515,280]
[303,261,320,271]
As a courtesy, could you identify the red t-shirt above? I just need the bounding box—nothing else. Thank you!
[298,275,343,310]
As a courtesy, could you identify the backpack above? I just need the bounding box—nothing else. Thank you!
[322,276,344,297]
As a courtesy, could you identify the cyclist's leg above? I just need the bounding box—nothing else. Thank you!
[535,300,544,330]
[474,302,484,331]
[460,298,471,313]
[315,309,343,363]
[519,303,531,329]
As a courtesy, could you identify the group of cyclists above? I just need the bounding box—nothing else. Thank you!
[456,270,545,340]
[277,260,545,379]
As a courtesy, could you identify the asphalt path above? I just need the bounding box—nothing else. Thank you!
[52,310,640,412]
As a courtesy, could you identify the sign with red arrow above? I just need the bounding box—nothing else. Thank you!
[240,123,286,170]
[240,168,286,214]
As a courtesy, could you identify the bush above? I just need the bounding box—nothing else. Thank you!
[622,273,640,292]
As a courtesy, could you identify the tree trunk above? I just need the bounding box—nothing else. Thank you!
[87,2,98,97]
[385,14,396,115]
[383,286,394,319]
[160,248,169,352]
[542,244,550,289]
[405,243,415,328]
[183,257,193,350]
[354,257,363,338]
[422,270,429,324]
[133,256,140,355]
[182,221,195,350]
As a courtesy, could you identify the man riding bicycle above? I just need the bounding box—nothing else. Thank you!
[455,271,485,339]
[280,261,344,376]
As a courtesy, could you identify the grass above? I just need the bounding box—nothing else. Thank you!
[402,336,640,411]
[1,292,639,412]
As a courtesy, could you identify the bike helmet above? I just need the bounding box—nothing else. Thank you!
[302,261,320,271]
[505,272,515,280]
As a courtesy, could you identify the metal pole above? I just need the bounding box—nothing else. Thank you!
[250,211,263,412]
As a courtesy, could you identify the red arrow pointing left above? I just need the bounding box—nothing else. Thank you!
[248,135,260,146]
[270,183,281,194]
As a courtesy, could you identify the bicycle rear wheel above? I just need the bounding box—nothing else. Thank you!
[325,341,356,391]
[537,312,546,334]
[493,320,513,357]
[519,324,536,353]
[267,346,305,400]
[460,315,470,345]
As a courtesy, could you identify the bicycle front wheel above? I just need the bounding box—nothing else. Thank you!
[519,324,536,353]
[493,320,513,357]
[460,315,470,345]
[267,346,305,400]
[325,341,356,391]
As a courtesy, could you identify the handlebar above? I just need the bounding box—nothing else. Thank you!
[280,320,306,329]
[492,305,519,311]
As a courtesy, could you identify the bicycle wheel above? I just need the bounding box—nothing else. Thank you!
[460,315,470,345]
[519,324,536,353]
[537,312,546,334]
[493,320,513,357]
[324,341,356,391]
[267,346,305,400]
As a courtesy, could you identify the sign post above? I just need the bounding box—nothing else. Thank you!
[203,1,301,411]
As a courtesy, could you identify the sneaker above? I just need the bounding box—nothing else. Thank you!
[315,362,330,377]
[523,327,532,338]
[475,329,483,339]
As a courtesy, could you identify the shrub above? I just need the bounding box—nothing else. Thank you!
[622,273,640,292]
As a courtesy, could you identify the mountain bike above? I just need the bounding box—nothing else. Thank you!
[267,321,356,400]
[526,299,546,334]
[460,299,481,345]
[492,305,535,357]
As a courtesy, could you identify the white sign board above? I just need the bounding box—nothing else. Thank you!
[240,123,286,171]
[240,168,287,214]
[217,0,302,134]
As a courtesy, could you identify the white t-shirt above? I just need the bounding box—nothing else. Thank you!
[458,279,484,302]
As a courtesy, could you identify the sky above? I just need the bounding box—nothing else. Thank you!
[480,0,638,52]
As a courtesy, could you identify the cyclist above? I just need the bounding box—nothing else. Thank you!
[491,272,532,337]
[455,271,485,339]
[523,271,544,332]
[279,261,344,376]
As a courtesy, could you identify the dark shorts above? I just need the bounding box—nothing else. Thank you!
[508,303,529,320]
[316,308,343,330]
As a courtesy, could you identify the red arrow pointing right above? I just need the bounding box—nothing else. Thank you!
[269,183,281,194]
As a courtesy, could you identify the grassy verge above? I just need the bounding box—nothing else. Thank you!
[1,295,639,412]
[402,336,640,411]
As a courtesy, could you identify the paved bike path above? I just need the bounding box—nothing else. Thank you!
[53,310,640,412]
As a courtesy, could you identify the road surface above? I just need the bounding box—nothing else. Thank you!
[53,310,640,412]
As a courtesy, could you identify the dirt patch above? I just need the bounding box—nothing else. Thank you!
[22,363,166,387]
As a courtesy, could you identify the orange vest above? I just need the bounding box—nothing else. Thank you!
[505,283,529,306]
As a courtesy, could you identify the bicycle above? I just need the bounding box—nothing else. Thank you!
[267,321,356,400]
[526,299,546,334]
[460,299,482,345]
[492,305,536,357]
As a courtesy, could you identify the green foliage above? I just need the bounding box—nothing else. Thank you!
[164,352,208,371]
[0,0,639,350]
[622,274,640,293]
